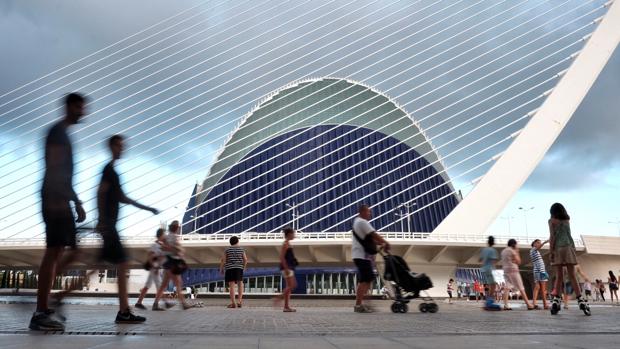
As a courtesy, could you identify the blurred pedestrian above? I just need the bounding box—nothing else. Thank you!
[30,93,88,331]
[135,228,166,309]
[96,135,159,323]
[480,236,501,311]
[501,239,533,310]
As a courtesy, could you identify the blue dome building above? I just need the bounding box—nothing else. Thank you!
[182,77,460,294]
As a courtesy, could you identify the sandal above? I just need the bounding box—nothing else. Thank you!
[283,308,297,312]
[237,303,242,308]
[227,303,237,309]
[503,306,512,310]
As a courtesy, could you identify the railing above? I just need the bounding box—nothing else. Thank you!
[0,231,584,247]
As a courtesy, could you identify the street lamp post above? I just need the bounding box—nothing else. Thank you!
[286,202,298,231]
[518,206,535,240]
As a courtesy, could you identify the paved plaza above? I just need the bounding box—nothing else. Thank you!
[0,297,618,348]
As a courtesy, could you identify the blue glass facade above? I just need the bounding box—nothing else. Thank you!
[192,124,458,234]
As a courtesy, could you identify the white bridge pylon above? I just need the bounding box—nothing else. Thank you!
[435,1,620,236]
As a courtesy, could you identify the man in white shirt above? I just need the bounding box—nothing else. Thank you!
[351,205,390,313]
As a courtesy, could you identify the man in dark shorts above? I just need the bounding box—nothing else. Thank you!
[351,205,390,313]
[30,93,87,331]
[97,135,159,323]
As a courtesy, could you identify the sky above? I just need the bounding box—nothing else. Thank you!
[0,0,618,239]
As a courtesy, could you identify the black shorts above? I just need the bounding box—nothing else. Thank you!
[42,204,77,249]
[354,258,375,283]
[100,227,127,264]
[163,256,188,275]
[448,291,453,298]
[585,290,592,296]
[225,268,244,283]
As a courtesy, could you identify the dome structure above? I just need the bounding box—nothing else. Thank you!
[187,77,459,233]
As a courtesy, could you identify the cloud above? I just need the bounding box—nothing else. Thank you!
[524,46,620,191]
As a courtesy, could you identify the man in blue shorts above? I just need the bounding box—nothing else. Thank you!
[479,236,501,310]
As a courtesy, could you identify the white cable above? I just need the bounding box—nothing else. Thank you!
[205,73,559,234]
[132,56,561,237]
[2,2,588,232]
[0,0,441,186]
[0,0,267,130]
[187,52,572,232]
[0,0,208,102]
[318,130,522,232]
[0,0,320,158]
[160,3,593,219]
[4,1,600,235]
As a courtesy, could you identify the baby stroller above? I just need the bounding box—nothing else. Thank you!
[382,252,437,313]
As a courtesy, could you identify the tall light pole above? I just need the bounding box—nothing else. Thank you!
[394,207,405,232]
[518,206,535,240]
[608,219,620,236]
[500,216,515,235]
[286,202,298,231]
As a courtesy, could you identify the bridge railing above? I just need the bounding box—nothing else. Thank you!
[0,231,583,247]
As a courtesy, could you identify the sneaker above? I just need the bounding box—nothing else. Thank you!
[164,301,176,309]
[152,303,166,311]
[29,312,65,331]
[134,303,147,310]
[550,297,561,315]
[115,309,146,324]
[578,297,592,316]
[361,304,375,313]
[44,308,66,322]
[353,305,372,313]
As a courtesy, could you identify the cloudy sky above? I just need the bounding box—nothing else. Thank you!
[0,0,618,239]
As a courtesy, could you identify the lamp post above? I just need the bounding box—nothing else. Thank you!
[394,208,405,232]
[286,202,299,231]
[518,206,535,240]
[608,219,620,236]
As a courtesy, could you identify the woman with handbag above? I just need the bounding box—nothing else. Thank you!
[152,221,193,310]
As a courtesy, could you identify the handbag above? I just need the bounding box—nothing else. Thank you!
[352,226,378,255]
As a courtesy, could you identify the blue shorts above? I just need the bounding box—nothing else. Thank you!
[482,270,495,285]
[533,271,549,282]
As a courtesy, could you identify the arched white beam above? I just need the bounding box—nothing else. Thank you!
[435,1,620,236]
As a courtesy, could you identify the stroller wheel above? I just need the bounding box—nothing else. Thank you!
[427,303,438,313]
[419,303,428,313]
[400,303,408,313]
[391,302,400,313]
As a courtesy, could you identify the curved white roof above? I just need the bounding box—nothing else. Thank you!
[198,77,452,203]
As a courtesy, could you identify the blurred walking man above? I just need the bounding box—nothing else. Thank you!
[30,93,87,331]
[97,135,159,323]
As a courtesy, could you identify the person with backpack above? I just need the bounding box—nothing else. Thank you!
[351,204,390,313]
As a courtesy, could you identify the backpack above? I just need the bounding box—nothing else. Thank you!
[352,225,378,255]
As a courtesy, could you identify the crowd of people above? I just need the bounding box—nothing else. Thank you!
[451,202,613,315]
[26,93,615,332]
